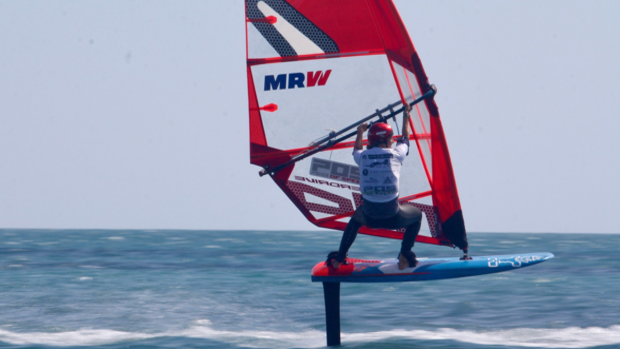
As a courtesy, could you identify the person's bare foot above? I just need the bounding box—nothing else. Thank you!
[331,259,341,269]
[398,251,418,270]
[326,251,342,269]
[398,253,409,270]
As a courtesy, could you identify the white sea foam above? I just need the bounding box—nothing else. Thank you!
[0,327,324,348]
[177,326,325,348]
[0,329,153,346]
[214,238,245,243]
[107,237,125,241]
[36,242,59,245]
[342,326,620,348]
[1,325,620,348]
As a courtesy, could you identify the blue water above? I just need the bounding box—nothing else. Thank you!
[0,229,619,349]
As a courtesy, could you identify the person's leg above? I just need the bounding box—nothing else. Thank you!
[398,220,421,269]
[400,220,421,253]
[327,218,362,268]
[338,218,362,260]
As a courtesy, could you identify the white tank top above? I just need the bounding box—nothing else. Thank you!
[353,140,408,203]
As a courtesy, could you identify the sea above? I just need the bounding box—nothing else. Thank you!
[0,229,619,349]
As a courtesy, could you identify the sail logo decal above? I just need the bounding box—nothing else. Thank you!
[294,176,360,192]
[264,70,332,91]
[310,158,359,184]
[487,255,542,268]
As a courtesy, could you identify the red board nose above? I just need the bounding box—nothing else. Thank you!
[259,103,278,112]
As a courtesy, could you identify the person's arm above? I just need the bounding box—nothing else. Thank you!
[401,103,411,140]
[354,123,368,151]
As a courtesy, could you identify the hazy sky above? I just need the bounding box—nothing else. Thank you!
[1,1,618,233]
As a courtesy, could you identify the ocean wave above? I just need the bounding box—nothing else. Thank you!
[343,326,620,348]
[0,326,325,348]
[1,325,620,348]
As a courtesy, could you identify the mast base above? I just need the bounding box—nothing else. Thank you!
[459,249,472,260]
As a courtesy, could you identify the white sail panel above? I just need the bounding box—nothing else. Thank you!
[251,54,399,151]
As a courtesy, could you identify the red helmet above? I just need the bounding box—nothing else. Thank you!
[367,122,393,145]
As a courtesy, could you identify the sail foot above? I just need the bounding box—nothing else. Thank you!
[441,210,468,250]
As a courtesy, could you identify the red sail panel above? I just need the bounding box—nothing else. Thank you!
[365,0,468,249]
[246,0,467,250]
[247,66,267,146]
[285,0,385,54]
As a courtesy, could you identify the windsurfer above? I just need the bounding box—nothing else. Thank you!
[328,105,422,270]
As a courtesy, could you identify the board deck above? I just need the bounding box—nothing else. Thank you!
[311,252,554,283]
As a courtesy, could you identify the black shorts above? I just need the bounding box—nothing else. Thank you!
[353,200,422,230]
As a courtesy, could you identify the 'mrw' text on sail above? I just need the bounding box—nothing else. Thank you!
[264,70,332,91]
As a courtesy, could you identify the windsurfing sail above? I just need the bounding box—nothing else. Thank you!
[245,0,468,250]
